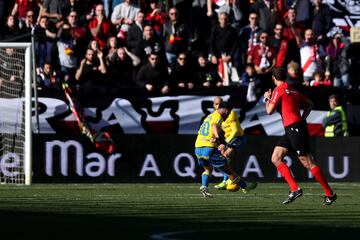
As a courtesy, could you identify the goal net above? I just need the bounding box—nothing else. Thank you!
[0,43,32,185]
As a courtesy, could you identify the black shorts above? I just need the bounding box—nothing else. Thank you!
[277,120,311,156]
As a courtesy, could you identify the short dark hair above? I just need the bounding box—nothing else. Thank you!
[328,94,339,101]
[272,67,287,81]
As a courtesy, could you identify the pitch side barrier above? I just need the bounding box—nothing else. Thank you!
[32,85,360,136]
[28,134,360,183]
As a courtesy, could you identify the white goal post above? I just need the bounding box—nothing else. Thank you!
[0,42,32,185]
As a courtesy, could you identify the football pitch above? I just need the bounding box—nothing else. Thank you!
[0,183,359,239]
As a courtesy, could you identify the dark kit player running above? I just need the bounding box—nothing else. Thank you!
[263,67,337,205]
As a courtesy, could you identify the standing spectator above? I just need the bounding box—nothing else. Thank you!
[209,12,237,86]
[1,15,22,41]
[131,24,167,65]
[270,23,289,68]
[299,29,325,86]
[67,10,87,60]
[325,32,351,88]
[282,8,305,64]
[52,22,78,85]
[238,12,263,73]
[111,0,140,40]
[40,0,69,27]
[163,7,192,70]
[34,16,57,68]
[75,48,107,95]
[251,0,278,34]
[63,0,85,22]
[126,11,145,55]
[217,0,243,32]
[136,53,170,95]
[11,0,39,22]
[189,0,211,55]
[277,0,310,25]
[19,9,36,42]
[88,3,113,50]
[144,0,166,37]
[311,0,332,45]
[323,94,349,137]
[247,31,276,91]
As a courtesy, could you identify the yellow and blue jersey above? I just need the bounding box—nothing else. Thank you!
[222,110,244,143]
[195,111,223,148]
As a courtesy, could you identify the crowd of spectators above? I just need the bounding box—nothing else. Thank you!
[0,0,359,99]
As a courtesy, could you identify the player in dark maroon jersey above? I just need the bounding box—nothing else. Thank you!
[263,67,337,205]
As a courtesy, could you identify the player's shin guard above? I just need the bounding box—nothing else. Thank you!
[277,162,299,192]
[202,171,211,188]
[310,165,333,196]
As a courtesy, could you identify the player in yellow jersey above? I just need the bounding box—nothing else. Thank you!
[195,101,251,197]
[212,97,257,192]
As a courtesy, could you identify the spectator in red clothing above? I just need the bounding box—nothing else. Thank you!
[144,0,166,37]
[299,29,326,85]
[67,10,87,43]
[310,71,332,87]
[12,0,39,22]
[88,3,113,50]
[67,10,88,61]
[281,8,305,64]
[270,23,289,68]
[247,31,276,90]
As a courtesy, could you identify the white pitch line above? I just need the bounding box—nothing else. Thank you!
[150,226,275,240]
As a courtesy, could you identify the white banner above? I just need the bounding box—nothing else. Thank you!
[24,96,328,136]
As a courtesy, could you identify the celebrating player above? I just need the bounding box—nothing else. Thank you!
[263,67,337,205]
[194,102,250,198]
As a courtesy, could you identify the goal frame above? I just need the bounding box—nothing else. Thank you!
[0,42,32,185]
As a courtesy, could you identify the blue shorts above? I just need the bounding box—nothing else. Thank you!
[228,135,247,152]
[195,147,227,168]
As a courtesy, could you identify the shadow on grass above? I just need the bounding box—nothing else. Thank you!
[0,210,358,239]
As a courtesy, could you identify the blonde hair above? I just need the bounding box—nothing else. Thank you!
[287,61,299,71]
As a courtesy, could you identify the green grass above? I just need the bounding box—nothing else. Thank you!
[0,183,360,239]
